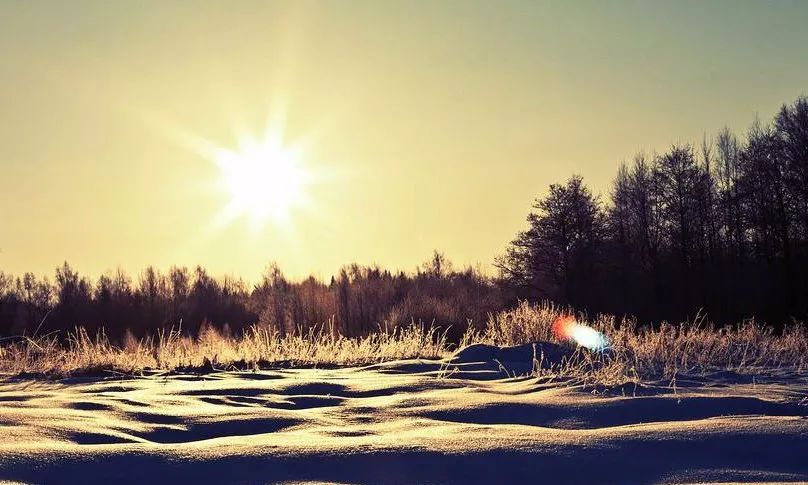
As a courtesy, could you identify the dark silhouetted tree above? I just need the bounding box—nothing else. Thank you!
[497,175,605,307]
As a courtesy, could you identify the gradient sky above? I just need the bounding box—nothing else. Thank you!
[1,0,807,282]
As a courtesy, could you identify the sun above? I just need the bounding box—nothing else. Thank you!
[138,106,321,232]
[214,136,311,228]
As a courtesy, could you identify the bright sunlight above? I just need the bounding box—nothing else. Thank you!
[214,135,311,228]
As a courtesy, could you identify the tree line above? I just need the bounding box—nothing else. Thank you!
[0,253,503,342]
[497,96,808,328]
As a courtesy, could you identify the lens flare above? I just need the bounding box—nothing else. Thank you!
[552,315,611,352]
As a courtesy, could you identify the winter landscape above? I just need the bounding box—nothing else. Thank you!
[2,304,807,484]
[2,1,808,484]
[2,360,807,484]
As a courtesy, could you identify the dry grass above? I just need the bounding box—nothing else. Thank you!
[1,302,806,381]
[0,323,448,376]
[474,301,808,385]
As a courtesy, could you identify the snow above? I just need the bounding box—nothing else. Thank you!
[0,346,806,484]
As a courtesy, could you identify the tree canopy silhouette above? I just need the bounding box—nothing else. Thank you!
[499,95,808,328]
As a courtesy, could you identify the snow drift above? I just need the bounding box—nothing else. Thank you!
[0,344,806,484]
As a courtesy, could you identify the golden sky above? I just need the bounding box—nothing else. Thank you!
[1,0,807,282]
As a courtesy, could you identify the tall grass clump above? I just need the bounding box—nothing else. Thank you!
[479,301,808,382]
[0,322,448,376]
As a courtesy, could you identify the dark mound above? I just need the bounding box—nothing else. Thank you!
[449,342,577,375]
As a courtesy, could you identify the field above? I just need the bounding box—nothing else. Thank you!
[1,303,807,484]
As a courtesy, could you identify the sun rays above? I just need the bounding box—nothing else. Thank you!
[213,132,313,230]
[137,103,321,236]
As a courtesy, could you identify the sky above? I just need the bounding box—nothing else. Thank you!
[1,0,807,283]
